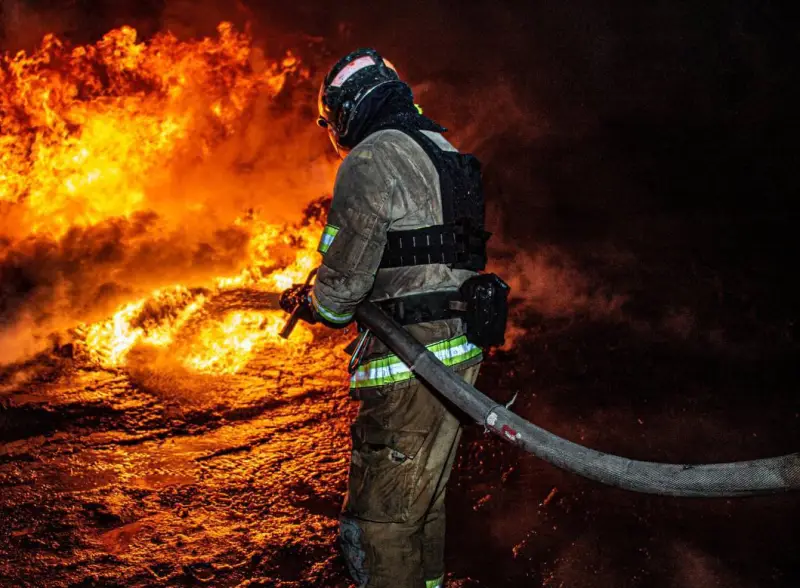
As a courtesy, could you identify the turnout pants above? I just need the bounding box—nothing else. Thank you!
[339,363,481,588]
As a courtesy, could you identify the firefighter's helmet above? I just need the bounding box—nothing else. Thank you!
[317,48,411,150]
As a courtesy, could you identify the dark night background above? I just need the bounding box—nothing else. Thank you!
[2,1,799,586]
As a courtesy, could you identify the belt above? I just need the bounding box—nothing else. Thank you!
[374,291,467,326]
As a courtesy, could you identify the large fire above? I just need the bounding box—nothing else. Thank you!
[1,24,334,372]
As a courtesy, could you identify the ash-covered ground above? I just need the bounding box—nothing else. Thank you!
[1,209,799,588]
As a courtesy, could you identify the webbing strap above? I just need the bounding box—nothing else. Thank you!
[380,224,462,268]
[375,291,465,325]
[379,222,489,269]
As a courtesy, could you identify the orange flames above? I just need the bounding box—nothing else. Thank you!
[1,24,334,372]
[76,286,206,366]
[181,310,314,375]
[1,22,301,236]
[73,218,320,372]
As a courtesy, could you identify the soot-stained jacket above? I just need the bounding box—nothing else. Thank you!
[311,129,483,391]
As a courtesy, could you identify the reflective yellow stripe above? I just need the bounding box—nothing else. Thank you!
[350,335,481,389]
[317,224,339,254]
[425,576,444,588]
[311,291,353,324]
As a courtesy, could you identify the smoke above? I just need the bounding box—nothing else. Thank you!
[485,235,628,351]
[0,0,73,51]
[668,541,757,588]
[491,245,626,320]
[0,312,51,365]
[161,0,253,40]
[412,79,545,155]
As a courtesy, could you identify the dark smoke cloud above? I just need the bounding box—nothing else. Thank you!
[1,0,71,50]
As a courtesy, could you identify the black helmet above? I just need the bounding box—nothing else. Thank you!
[317,48,412,149]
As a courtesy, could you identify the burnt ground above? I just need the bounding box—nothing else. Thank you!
[1,208,799,588]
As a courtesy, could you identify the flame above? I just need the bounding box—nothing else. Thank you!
[213,219,321,291]
[74,220,322,371]
[181,310,313,375]
[1,24,336,374]
[1,23,302,237]
[76,286,206,366]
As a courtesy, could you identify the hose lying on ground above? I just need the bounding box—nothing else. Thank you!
[355,301,800,497]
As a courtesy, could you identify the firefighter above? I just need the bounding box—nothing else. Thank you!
[280,48,494,588]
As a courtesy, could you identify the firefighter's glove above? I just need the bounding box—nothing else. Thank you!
[279,284,317,324]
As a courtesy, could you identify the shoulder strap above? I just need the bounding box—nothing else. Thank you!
[387,128,458,224]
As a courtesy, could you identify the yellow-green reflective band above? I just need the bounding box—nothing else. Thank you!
[311,291,353,324]
[317,224,340,254]
[425,576,444,588]
[415,103,424,115]
[350,335,481,389]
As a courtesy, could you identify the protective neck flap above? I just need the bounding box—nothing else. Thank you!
[340,84,446,148]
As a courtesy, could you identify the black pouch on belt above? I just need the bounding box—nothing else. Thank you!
[459,273,510,348]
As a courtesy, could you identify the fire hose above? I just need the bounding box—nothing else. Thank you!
[349,301,800,497]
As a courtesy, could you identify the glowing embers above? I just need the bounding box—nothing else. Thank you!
[181,310,313,375]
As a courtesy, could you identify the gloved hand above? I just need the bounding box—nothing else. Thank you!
[279,283,317,325]
[279,283,311,314]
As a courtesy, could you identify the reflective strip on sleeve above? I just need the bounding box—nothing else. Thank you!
[425,577,444,588]
[350,335,482,389]
[317,224,340,254]
[311,291,353,324]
